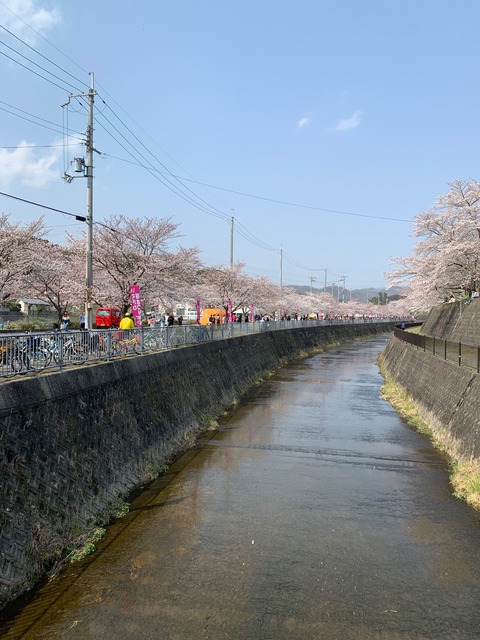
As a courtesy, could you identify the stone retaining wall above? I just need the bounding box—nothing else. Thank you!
[0,322,393,606]
[381,338,480,462]
[421,298,480,345]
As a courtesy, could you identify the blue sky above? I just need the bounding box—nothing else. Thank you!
[1,0,479,291]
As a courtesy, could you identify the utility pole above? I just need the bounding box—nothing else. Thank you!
[61,71,97,330]
[310,275,316,295]
[280,248,283,290]
[85,74,95,330]
[230,211,234,267]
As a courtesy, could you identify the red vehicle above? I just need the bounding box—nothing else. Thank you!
[95,307,121,328]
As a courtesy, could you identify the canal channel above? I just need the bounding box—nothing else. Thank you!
[1,335,480,639]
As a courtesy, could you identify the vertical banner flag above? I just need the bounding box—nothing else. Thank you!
[227,299,232,323]
[129,284,142,327]
[195,298,201,324]
[249,304,254,323]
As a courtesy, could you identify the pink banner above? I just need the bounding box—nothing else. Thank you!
[249,304,254,322]
[195,298,201,324]
[227,299,232,323]
[129,284,142,328]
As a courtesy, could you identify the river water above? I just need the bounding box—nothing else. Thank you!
[2,336,480,639]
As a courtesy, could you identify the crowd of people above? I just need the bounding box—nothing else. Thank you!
[54,308,407,332]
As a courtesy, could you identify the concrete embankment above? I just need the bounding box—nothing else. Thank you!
[421,297,480,344]
[0,322,393,606]
[382,301,480,471]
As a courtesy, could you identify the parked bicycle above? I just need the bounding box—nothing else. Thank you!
[42,331,88,365]
[112,331,140,356]
[0,334,50,375]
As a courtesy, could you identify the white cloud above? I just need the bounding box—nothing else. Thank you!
[297,116,311,129]
[333,110,363,132]
[0,1,61,43]
[0,141,61,189]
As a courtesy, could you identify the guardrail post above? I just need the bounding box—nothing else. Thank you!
[58,333,64,368]
[106,330,112,359]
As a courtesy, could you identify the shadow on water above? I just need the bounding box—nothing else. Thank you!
[2,335,480,639]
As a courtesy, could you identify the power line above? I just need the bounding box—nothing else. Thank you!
[0,35,82,94]
[0,143,82,149]
[94,113,228,221]
[0,0,89,81]
[96,96,230,221]
[0,48,74,94]
[102,152,411,223]
[0,23,87,91]
[282,250,330,273]
[176,179,413,223]
[0,190,86,221]
[0,100,85,139]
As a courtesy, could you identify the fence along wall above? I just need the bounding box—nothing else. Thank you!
[382,329,480,468]
[0,322,393,606]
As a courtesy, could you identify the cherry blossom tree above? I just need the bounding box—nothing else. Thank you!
[195,262,258,312]
[0,214,46,301]
[387,179,480,309]
[20,238,83,322]
[68,215,201,314]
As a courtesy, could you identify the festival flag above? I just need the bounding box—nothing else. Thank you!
[129,284,142,327]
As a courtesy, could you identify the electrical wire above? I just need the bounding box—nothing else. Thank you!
[0,0,96,94]
[0,100,85,140]
[96,96,230,221]
[0,190,85,221]
[93,108,229,221]
[0,36,82,94]
[172,178,412,223]
[282,250,329,273]
[0,23,88,91]
[0,143,81,149]
[101,151,411,224]
[0,48,75,94]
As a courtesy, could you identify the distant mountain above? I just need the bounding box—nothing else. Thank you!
[289,284,405,303]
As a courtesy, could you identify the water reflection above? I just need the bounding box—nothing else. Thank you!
[2,336,480,639]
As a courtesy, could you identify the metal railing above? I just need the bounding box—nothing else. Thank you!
[394,324,480,373]
[0,317,399,379]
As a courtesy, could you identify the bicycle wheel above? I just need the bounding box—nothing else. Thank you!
[142,332,159,351]
[26,347,50,371]
[63,342,88,365]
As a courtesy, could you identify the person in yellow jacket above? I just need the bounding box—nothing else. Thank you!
[119,311,135,329]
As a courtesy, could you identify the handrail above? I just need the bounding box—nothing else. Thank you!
[0,317,401,380]
[394,324,480,373]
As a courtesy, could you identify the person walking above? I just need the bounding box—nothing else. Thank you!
[80,312,86,330]
[119,311,135,330]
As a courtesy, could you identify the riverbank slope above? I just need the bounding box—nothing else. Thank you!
[381,302,480,505]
